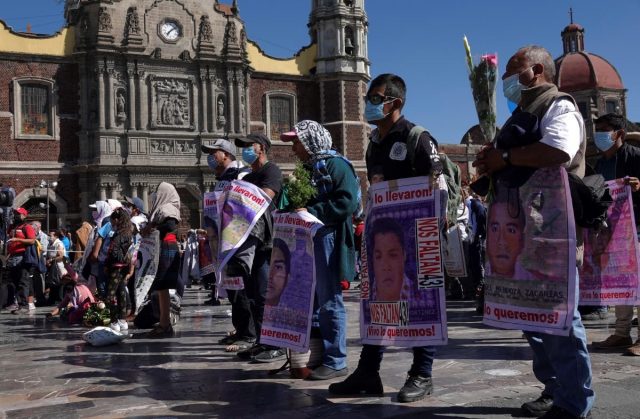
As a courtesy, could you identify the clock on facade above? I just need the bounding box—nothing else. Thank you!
[159,20,181,42]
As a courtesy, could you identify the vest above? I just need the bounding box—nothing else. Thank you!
[519,83,586,178]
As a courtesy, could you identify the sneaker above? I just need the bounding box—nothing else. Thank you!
[328,368,383,397]
[625,339,640,356]
[253,347,287,363]
[397,374,432,403]
[237,344,266,360]
[11,306,28,315]
[592,334,632,349]
[539,405,589,419]
[118,319,129,333]
[2,303,19,313]
[308,365,349,381]
[521,394,553,417]
[28,302,36,311]
[110,322,121,333]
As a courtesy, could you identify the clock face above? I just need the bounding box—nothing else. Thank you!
[160,20,181,41]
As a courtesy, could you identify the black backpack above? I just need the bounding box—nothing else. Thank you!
[568,173,613,229]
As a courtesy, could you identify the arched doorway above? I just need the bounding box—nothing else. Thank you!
[22,198,59,232]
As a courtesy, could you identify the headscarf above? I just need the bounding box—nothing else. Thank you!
[92,201,112,228]
[149,182,181,225]
[292,120,334,161]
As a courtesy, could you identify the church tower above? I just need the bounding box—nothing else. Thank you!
[309,0,370,166]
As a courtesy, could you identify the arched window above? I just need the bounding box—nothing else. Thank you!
[344,26,355,56]
[12,77,58,140]
[264,92,297,142]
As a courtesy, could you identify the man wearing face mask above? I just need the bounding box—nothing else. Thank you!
[200,139,248,308]
[330,74,442,403]
[473,46,592,419]
[230,133,285,361]
[590,113,640,356]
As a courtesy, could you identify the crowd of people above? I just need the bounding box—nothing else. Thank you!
[3,43,640,419]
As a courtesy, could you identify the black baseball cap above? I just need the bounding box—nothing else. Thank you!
[235,133,271,152]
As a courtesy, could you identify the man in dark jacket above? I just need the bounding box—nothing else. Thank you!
[329,73,442,403]
[282,120,360,380]
[590,113,640,355]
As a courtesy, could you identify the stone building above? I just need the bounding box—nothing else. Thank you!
[0,0,370,230]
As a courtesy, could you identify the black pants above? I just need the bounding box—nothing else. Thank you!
[10,264,33,306]
[468,238,485,291]
[226,288,256,339]
[246,247,270,343]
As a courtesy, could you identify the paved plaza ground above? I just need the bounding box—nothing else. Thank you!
[1,287,638,418]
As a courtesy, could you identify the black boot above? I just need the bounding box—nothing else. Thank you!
[328,368,383,396]
[397,374,432,403]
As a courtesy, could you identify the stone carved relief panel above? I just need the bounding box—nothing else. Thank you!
[149,77,194,130]
[149,139,197,155]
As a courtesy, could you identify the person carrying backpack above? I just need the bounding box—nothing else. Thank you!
[329,73,444,403]
[5,208,37,314]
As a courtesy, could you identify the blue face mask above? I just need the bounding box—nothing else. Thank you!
[207,154,218,170]
[502,73,523,105]
[594,131,616,152]
[502,66,534,105]
[242,146,258,165]
[365,100,394,123]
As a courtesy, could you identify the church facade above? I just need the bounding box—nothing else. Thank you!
[0,0,370,230]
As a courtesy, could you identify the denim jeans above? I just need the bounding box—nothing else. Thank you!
[313,227,347,370]
[523,274,594,417]
[357,344,436,377]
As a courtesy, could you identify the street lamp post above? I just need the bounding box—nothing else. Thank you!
[39,180,58,232]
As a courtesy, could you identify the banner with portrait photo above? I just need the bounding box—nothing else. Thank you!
[202,191,222,275]
[579,180,640,305]
[134,230,160,315]
[216,180,271,281]
[483,167,576,336]
[360,176,448,347]
[260,211,323,352]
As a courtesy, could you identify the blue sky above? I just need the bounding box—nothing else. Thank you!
[2,0,639,144]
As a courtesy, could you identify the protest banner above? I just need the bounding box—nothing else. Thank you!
[483,167,576,336]
[202,191,221,276]
[215,180,271,288]
[360,176,448,347]
[260,211,323,352]
[579,180,640,305]
[134,230,160,315]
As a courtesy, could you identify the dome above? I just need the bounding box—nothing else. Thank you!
[562,23,584,32]
[556,52,624,92]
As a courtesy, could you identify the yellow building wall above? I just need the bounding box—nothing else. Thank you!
[246,41,316,76]
[0,22,74,57]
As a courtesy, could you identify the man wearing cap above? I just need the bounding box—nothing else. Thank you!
[230,133,284,361]
[281,120,360,380]
[6,208,37,313]
[122,196,147,218]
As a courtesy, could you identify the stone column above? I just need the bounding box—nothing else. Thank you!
[138,69,147,130]
[110,183,119,200]
[200,70,208,133]
[106,60,116,129]
[97,65,106,130]
[141,183,149,212]
[99,184,108,201]
[130,182,138,198]
[227,69,236,134]
[127,62,137,130]
[209,75,217,132]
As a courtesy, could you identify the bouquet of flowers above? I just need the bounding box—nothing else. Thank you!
[464,36,498,142]
[83,301,113,327]
[278,162,317,211]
